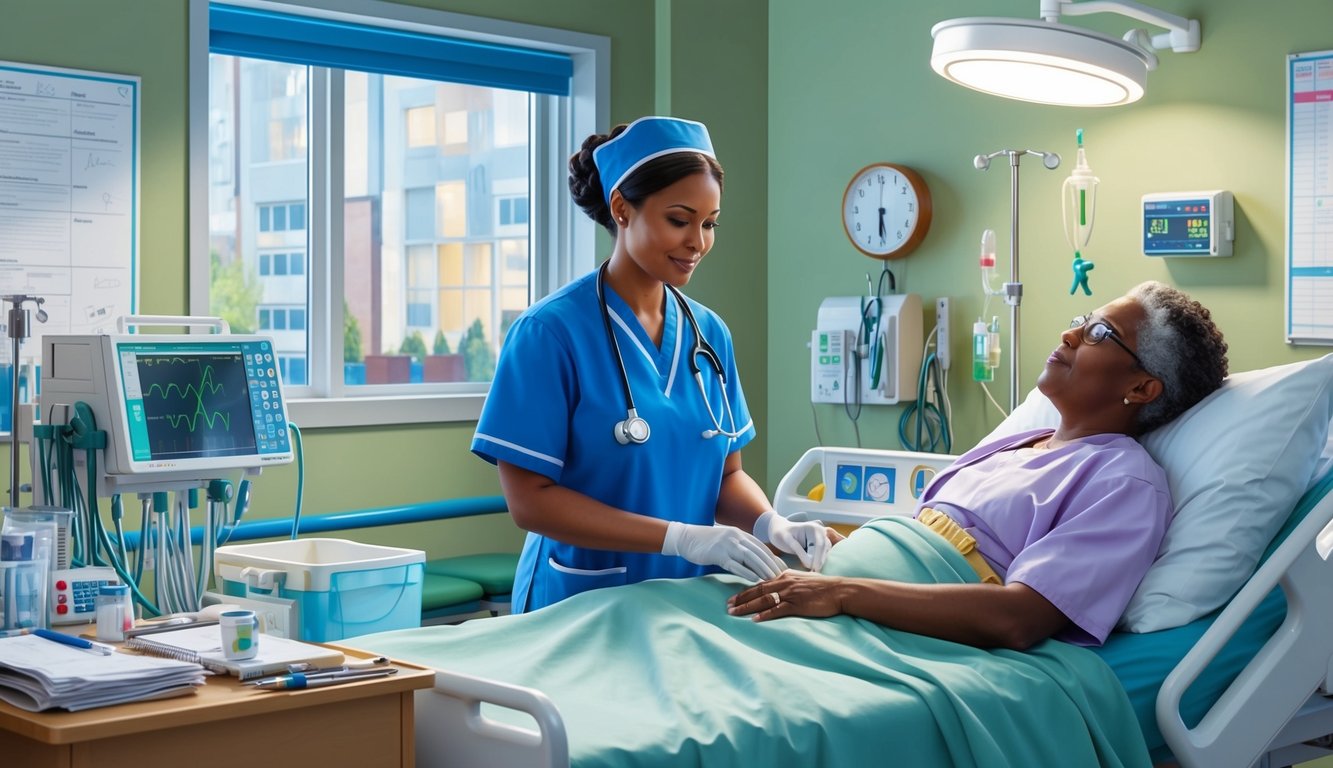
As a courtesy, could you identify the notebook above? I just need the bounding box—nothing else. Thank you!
[124,624,344,680]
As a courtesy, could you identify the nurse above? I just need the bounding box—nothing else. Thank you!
[473,116,834,613]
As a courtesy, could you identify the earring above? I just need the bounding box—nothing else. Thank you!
[1123,397,1130,406]
[617,217,626,225]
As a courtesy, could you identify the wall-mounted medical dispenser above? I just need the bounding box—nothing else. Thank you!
[1142,190,1234,257]
[810,294,923,405]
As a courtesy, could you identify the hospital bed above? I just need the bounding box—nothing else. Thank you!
[349,354,1333,768]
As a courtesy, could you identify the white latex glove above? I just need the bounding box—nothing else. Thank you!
[752,510,832,572]
[661,522,785,582]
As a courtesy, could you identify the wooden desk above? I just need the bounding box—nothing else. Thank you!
[0,644,435,768]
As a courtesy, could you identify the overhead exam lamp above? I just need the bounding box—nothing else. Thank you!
[930,0,1201,107]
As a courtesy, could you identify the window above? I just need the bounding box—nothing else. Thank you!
[498,196,529,227]
[258,305,305,333]
[259,251,305,276]
[258,202,305,233]
[405,106,435,148]
[192,0,605,427]
[278,355,306,387]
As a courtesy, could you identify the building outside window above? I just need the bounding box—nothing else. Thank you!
[193,0,605,426]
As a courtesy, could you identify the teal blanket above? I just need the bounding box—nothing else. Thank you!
[354,517,1150,768]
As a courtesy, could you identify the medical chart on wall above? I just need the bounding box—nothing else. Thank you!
[1288,50,1333,345]
[0,59,139,364]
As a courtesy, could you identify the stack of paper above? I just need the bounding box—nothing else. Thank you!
[0,634,206,712]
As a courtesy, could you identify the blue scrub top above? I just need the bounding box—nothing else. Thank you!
[472,270,755,613]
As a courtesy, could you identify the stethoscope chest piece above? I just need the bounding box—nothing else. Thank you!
[614,409,651,445]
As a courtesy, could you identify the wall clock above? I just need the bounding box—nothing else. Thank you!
[842,163,932,259]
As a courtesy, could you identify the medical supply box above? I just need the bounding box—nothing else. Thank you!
[213,538,424,642]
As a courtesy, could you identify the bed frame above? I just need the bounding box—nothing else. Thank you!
[1157,470,1333,768]
[406,449,1333,768]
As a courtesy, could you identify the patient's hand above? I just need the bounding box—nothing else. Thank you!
[727,570,843,622]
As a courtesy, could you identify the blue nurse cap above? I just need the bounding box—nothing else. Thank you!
[592,116,715,207]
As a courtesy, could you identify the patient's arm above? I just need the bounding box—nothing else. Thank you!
[729,571,1069,651]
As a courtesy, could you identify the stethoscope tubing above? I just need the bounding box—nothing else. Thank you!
[597,262,743,443]
[596,262,639,412]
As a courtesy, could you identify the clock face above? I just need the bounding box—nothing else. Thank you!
[842,163,932,259]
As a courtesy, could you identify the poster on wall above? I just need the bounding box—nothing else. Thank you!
[0,59,139,366]
[1287,50,1333,345]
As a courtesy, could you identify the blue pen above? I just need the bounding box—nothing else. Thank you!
[254,668,397,690]
[33,628,115,656]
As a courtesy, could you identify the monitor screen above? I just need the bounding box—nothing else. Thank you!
[1143,197,1212,254]
[116,339,290,464]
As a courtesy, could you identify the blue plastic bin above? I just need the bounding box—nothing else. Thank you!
[213,538,424,642]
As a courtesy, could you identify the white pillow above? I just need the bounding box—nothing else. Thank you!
[981,354,1333,632]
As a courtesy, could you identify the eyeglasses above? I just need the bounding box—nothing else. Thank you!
[1069,314,1151,374]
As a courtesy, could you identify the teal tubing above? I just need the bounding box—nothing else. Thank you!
[898,351,952,453]
[288,422,304,539]
[120,495,508,551]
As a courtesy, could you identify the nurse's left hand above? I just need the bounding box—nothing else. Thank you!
[752,510,833,572]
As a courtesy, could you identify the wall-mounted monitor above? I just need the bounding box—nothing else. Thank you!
[1142,190,1234,257]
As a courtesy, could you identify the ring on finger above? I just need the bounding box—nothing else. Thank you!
[770,592,781,606]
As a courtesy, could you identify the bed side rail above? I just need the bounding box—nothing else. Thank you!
[774,446,954,526]
[1157,485,1333,768]
[416,669,569,768]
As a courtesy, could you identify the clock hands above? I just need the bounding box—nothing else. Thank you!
[877,176,887,244]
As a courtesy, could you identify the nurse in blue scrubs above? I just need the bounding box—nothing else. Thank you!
[472,117,836,613]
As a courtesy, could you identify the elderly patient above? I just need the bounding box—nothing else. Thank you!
[731,280,1228,650]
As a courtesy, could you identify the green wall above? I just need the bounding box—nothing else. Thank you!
[3,0,1330,564]
[767,0,1333,484]
[0,0,771,561]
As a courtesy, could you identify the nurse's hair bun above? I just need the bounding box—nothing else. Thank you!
[568,125,627,234]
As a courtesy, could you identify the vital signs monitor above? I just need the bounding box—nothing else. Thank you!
[1141,190,1234,257]
[40,333,293,487]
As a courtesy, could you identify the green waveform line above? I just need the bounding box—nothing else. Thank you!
[145,364,231,433]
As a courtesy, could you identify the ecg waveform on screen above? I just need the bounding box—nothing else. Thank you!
[143,362,231,432]
[136,353,257,460]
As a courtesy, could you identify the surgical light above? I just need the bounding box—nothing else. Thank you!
[930,0,1201,107]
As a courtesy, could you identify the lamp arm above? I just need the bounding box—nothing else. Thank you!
[1039,0,1201,53]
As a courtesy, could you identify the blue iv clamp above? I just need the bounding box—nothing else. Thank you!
[1070,253,1095,296]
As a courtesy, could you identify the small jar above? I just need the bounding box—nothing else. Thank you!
[95,584,133,642]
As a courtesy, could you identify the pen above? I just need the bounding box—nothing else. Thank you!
[249,657,392,685]
[32,628,116,655]
[253,668,398,690]
[246,667,352,686]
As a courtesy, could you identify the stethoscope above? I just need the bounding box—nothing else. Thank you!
[596,262,744,444]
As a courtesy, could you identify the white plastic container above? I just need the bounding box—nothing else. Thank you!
[214,538,425,642]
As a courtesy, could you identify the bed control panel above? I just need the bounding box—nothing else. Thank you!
[774,447,954,526]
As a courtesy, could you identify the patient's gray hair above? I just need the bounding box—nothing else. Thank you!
[1129,281,1228,433]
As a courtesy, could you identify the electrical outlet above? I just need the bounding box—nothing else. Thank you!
[936,297,951,370]
[203,591,298,639]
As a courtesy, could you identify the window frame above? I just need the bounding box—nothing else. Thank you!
[187,0,607,428]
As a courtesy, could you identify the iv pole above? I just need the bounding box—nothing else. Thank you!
[973,149,1060,411]
[4,295,46,508]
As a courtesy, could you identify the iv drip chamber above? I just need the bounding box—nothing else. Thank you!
[979,229,1002,296]
[1062,130,1099,253]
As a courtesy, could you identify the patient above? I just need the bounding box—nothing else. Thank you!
[730,281,1228,651]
